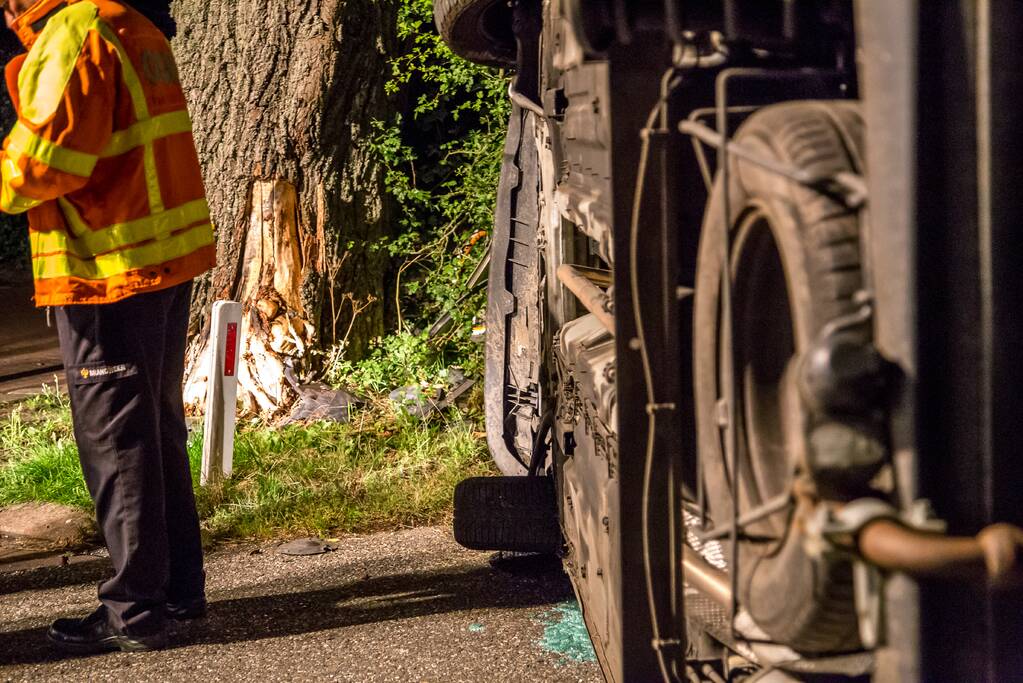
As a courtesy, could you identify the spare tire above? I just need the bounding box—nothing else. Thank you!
[434,0,517,67]
[693,101,866,653]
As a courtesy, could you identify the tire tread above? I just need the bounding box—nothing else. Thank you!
[453,477,563,554]
[434,0,516,67]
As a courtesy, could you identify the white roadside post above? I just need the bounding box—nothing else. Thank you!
[201,301,243,486]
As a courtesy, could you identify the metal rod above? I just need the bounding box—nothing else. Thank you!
[508,81,547,120]
[716,66,742,627]
[685,106,761,191]
[557,264,615,334]
[695,493,792,542]
[858,519,1023,584]
[570,265,614,288]
[683,545,733,608]
[679,119,867,208]
[681,119,815,185]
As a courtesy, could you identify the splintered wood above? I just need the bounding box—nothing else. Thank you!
[184,179,314,416]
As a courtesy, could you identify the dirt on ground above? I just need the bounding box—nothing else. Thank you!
[0,526,601,682]
[0,504,95,547]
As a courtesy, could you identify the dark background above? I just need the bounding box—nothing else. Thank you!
[0,25,24,276]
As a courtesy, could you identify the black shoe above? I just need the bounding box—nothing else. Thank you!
[166,597,207,620]
[47,607,167,654]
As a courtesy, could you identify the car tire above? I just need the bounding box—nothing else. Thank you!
[434,0,517,67]
[693,100,867,653]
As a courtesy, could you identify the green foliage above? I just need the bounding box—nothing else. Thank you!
[0,384,494,540]
[324,330,476,394]
[331,0,508,386]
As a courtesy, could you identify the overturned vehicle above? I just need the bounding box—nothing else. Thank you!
[437,1,1023,681]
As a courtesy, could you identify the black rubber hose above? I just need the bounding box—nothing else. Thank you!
[527,409,554,477]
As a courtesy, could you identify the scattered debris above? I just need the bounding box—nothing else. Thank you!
[276,537,338,556]
[388,384,437,419]
[470,317,486,344]
[427,252,490,339]
[388,367,476,419]
[468,623,485,633]
[280,382,364,425]
[538,601,597,664]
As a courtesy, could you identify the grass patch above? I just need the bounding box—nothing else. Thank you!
[0,384,89,508]
[0,383,494,541]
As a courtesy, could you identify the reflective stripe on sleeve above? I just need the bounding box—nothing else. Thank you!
[0,155,43,214]
[32,221,214,280]
[48,197,211,256]
[6,122,98,177]
[1,185,43,214]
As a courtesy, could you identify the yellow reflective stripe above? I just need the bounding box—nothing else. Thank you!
[7,122,97,177]
[1,185,43,214]
[17,3,100,125]
[95,23,164,213]
[0,190,41,214]
[142,144,164,213]
[43,198,211,257]
[101,110,193,158]
[32,221,214,280]
[57,197,92,238]
[0,156,43,214]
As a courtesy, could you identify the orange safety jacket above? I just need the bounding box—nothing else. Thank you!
[0,0,215,306]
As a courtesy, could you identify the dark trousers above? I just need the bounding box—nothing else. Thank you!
[55,281,205,634]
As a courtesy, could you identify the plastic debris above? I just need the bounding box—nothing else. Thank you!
[276,538,338,556]
[281,382,363,425]
[388,368,475,419]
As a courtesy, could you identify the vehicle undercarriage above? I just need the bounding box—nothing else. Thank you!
[440,1,1023,681]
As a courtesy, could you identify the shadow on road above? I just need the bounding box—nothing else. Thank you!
[0,557,572,666]
[0,556,112,596]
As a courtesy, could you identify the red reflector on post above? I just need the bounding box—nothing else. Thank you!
[224,323,238,376]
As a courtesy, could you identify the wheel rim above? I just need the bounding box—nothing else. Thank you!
[727,205,803,538]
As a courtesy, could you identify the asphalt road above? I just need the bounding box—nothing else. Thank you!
[0,283,62,406]
[0,527,602,682]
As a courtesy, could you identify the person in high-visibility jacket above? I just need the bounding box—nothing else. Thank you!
[1,0,215,653]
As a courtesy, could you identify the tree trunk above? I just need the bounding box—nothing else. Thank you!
[171,0,396,416]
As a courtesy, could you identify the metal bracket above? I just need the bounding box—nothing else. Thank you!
[803,498,947,648]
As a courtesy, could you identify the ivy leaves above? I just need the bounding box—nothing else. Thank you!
[369,0,509,363]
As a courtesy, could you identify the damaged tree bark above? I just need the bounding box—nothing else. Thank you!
[170,0,396,416]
